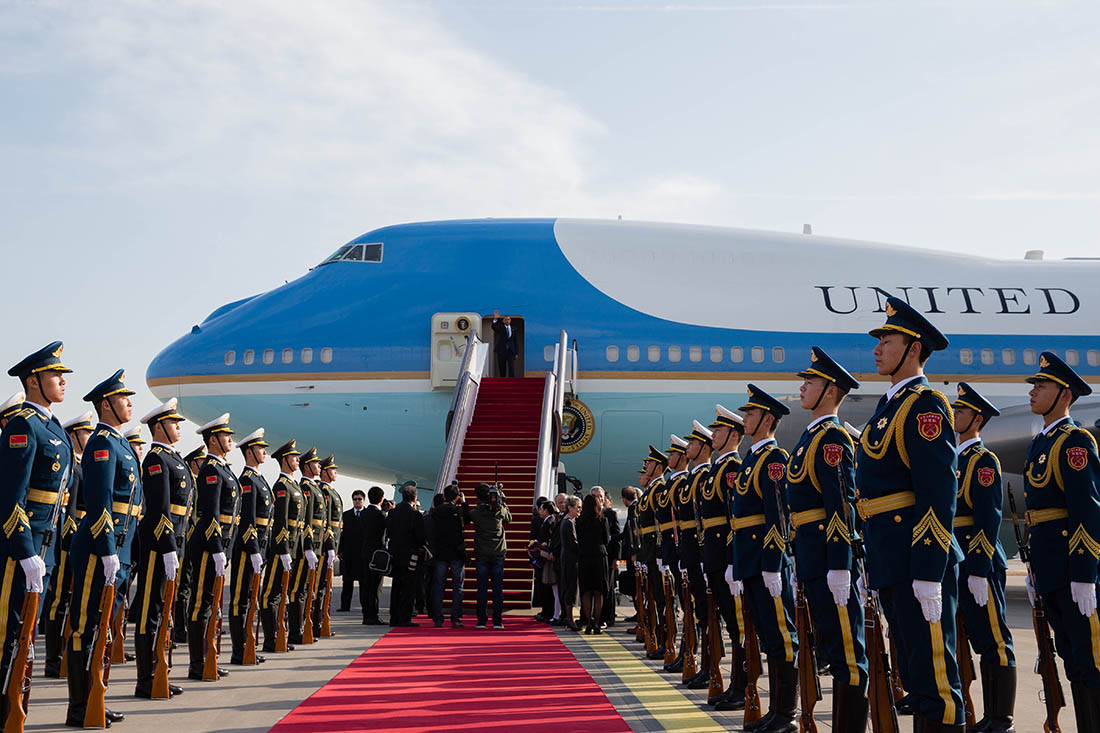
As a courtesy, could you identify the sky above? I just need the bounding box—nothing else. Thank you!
[1,0,1097,492]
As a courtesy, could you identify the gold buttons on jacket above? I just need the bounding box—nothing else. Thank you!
[894,515,902,523]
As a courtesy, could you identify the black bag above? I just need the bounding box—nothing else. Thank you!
[369,548,392,575]
[617,567,636,597]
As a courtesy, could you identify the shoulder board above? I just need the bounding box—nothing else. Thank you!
[1068,425,1099,451]
[96,430,112,438]
[823,423,856,449]
[150,445,164,454]
[14,408,34,419]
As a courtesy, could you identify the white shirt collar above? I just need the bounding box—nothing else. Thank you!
[691,462,710,474]
[750,437,776,454]
[808,414,838,430]
[715,450,739,463]
[956,437,981,455]
[151,441,175,450]
[96,422,122,437]
[279,471,296,480]
[885,375,922,402]
[1041,416,1071,436]
[669,468,688,479]
[23,400,52,419]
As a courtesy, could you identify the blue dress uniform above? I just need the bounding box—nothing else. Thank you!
[658,436,688,670]
[260,440,304,653]
[854,298,964,729]
[787,348,869,728]
[291,448,322,644]
[132,398,189,698]
[230,429,268,665]
[950,383,1015,732]
[42,411,94,678]
[314,456,342,638]
[173,445,206,644]
[733,385,799,733]
[67,370,140,727]
[1021,351,1100,729]
[636,446,667,659]
[186,413,236,680]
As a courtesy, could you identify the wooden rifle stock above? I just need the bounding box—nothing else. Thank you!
[320,565,334,637]
[956,606,977,727]
[59,601,74,679]
[242,572,261,665]
[741,601,763,724]
[275,571,290,652]
[202,573,224,680]
[663,571,677,666]
[706,590,724,701]
[109,587,127,664]
[795,583,821,732]
[864,594,900,733]
[681,572,697,683]
[643,568,658,654]
[151,577,177,699]
[302,566,318,644]
[84,582,115,729]
[633,566,645,643]
[3,591,40,733]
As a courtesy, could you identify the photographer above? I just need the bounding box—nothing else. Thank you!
[431,484,469,628]
[469,482,512,629]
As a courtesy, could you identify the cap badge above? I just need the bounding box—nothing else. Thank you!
[1040,355,1050,368]
[53,345,63,357]
[810,351,818,362]
[885,302,897,317]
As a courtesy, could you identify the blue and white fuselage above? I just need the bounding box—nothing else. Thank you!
[147,218,1100,489]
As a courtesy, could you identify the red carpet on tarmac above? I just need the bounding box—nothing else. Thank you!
[269,616,631,732]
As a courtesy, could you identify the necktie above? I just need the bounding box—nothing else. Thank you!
[355,510,360,518]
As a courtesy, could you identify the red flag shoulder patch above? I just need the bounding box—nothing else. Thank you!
[149,464,163,475]
[8,434,28,448]
[276,490,286,497]
[767,462,785,482]
[94,449,110,462]
[726,472,736,488]
[242,484,251,493]
[823,443,844,468]
[916,412,943,441]
[1067,447,1089,471]
[977,467,995,487]
[206,475,218,484]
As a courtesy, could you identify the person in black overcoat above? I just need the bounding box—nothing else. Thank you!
[386,484,426,626]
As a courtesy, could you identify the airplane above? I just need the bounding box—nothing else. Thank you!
[147,218,1100,539]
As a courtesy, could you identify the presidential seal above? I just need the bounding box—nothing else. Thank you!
[560,399,595,453]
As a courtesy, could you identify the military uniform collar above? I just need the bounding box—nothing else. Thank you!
[152,441,175,451]
[96,422,122,438]
[715,450,739,463]
[1041,416,1072,436]
[750,437,777,454]
[956,437,981,456]
[23,400,52,419]
[807,414,838,431]
[691,462,710,475]
[206,454,227,466]
[668,468,688,480]
[279,472,297,480]
[885,374,924,401]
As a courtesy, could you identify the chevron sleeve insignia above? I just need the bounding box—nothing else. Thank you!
[911,508,952,552]
[275,528,288,544]
[826,512,852,544]
[3,506,30,538]
[1069,525,1100,560]
[205,519,221,539]
[90,509,113,538]
[762,526,787,552]
[967,529,995,559]
[153,515,174,539]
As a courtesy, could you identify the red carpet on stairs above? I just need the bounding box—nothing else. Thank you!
[269,616,630,732]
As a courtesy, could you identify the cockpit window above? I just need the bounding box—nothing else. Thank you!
[319,242,383,266]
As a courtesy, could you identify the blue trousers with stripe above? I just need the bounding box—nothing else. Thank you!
[878,563,964,726]
[1,529,56,671]
[804,575,868,688]
[743,571,798,663]
[958,567,1015,668]
[1042,582,1100,687]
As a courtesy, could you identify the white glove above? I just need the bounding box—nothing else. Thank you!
[732,580,744,596]
[162,551,179,580]
[827,569,851,606]
[912,579,943,623]
[967,575,989,607]
[1071,581,1097,618]
[212,551,227,577]
[102,554,121,584]
[280,553,292,572]
[250,552,263,574]
[856,575,868,606]
[1025,574,1036,608]
[657,560,666,574]
[19,556,46,593]
[790,568,798,588]
[326,549,336,567]
[724,566,735,592]
[305,549,318,570]
[762,571,782,598]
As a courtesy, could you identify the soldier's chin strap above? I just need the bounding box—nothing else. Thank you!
[957,410,980,435]
[1042,384,1067,419]
[745,411,766,441]
[106,395,125,429]
[810,380,832,412]
[887,336,917,377]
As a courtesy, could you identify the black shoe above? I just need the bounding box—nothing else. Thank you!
[686,673,708,690]
[625,614,638,622]
[646,649,665,660]
[170,683,184,696]
[665,657,684,674]
[187,670,204,680]
[398,621,419,627]
[44,668,61,679]
[106,708,125,723]
[124,652,136,662]
[713,689,746,711]
[262,644,277,653]
[452,620,464,628]
[256,654,266,664]
[217,667,230,676]
[434,620,444,628]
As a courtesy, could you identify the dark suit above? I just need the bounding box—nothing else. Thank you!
[354,505,387,621]
[602,506,621,624]
[490,319,518,377]
[385,502,424,625]
[338,507,365,611]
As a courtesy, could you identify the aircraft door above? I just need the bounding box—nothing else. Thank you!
[480,314,525,377]
[431,312,481,389]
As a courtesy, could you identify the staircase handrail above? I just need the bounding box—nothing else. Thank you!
[533,330,573,505]
[436,332,488,492]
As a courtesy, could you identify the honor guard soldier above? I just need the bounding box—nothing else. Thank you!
[186,413,236,681]
[637,446,668,660]
[659,435,689,673]
[788,347,869,730]
[124,426,146,462]
[173,446,206,645]
[0,390,24,429]
[121,424,146,625]
[680,420,714,688]
[0,343,73,729]
[132,398,188,699]
[261,440,302,653]
[290,448,322,645]
[856,297,963,731]
[704,404,749,711]
[314,455,342,637]
[950,383,1015,732]
[733,385,798,733]
[231,429,268,665]
[66,369,139,728]
[1023,351,1100,730]
[42,411,94,678]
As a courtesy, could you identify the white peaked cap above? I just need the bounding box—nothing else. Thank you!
[123,425,145,442]
[1,391,24,414]
[236,428,266,446]
[690,420,713,439]
[715,404,744,425]
[62,410,95,430]
[670,434,688,448]
[196,413,232,435]
[141,397,182,424]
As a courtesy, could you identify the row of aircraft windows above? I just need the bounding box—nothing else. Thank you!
[224,348,333,366]
[563,345,1100,369]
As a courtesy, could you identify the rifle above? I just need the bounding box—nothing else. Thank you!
[681,570,697,683]
[888,636,905,703]
[643,566,658,654]
[108,475,140,666]
[320,562,334,637]
[1007,485,1064,733]
[633,565,645,643]
[151,575,177,698]
[202,572,225,680]
[275,570,291,652]
[302,561,318,644]
[84,579,115,729]
[956,606,977,727]
[3,467,69,733]
[706,589,724,702]
[741,600,763,724]
[837,460,899,732]
[663,569,677,666]
[242,572,261,665]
